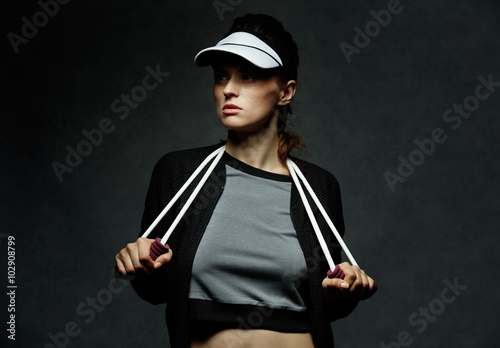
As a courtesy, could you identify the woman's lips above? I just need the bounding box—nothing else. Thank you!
[223,104,242,115]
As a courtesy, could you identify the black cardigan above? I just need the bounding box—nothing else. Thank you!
[131,143,358,348]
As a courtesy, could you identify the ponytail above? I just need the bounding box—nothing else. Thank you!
[277,130,306,166]
[277,104,306,166]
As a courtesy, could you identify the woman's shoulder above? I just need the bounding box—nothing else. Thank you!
[289,155,340,186]
[146,143,225,187]
[291,157,340,194]
[154,142,225,171]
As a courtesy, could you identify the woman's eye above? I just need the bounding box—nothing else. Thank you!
[242,74,255,80]
[214,74,226,81]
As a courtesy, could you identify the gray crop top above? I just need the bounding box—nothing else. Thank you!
[188,152,310,333]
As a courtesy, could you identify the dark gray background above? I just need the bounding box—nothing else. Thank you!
[3,0,499,347]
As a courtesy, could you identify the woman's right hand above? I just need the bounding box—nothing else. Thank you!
[114,237,173,279]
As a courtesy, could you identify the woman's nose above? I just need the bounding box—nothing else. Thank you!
[223,78,239,98]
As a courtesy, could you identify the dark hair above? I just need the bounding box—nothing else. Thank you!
[227,13,306,165]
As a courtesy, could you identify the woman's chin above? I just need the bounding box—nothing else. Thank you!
[218,114,275,135]
[219,118,252,132]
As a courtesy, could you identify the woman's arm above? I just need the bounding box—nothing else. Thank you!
[315,168,376,320]
[115,153,178,305]
[115,238,172,304]
[322,261,376,321]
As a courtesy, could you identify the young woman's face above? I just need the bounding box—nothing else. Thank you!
[212,58,285,134]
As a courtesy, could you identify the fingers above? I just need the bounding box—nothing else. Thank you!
[323,262,377,301]
[129,240,148,272]
[114,238,172,279]
[322,277,349,292]
[153,248,173,269]
[115,243,139,276]
[343,264,374,289]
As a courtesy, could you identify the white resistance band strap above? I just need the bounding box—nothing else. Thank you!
[144,145,357,273]
[141,145,226,243]
[286,158,358,271]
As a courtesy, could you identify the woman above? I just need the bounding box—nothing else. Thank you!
[115,13,377,348]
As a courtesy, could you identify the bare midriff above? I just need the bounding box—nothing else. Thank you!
[190,329,314,348]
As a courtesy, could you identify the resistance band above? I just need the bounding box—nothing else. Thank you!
[143,145,367,281]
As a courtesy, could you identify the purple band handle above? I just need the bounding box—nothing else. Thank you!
[150,237,169,261]
[327,265,378,291]
[327,265,345,279]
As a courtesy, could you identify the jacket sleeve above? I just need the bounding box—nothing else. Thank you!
[320,170,359,322]
[130,154,175,305]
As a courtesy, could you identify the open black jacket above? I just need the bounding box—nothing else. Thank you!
[131,143,358,348]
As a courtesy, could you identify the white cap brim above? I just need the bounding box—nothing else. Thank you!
[194,31,283,69]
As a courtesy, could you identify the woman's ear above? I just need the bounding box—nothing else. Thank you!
[278,80,297,106]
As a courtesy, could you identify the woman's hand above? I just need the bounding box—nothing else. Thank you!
[114,237,173,279]
[322,262,377,302]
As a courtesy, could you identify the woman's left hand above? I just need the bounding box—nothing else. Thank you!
[322,262,377,302]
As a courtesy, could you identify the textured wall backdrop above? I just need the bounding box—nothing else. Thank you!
[4,0,500,347]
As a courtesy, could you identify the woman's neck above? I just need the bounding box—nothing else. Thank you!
[225,128,289,176]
